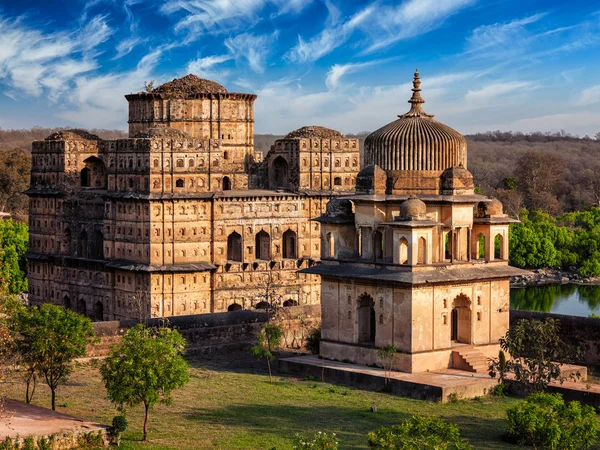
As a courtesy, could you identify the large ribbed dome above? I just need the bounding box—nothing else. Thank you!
[364,70,466,171]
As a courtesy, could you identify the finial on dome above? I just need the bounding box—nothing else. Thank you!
[400,69,434,119]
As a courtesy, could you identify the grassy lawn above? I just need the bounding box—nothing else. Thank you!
[3,351,599,449]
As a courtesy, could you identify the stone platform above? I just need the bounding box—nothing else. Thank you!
[279,355,499,402]
[0,399,108,443]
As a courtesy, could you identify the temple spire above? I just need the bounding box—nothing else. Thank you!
[400,69,434,118]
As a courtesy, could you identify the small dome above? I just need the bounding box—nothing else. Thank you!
[364,70,466,172]
[134,126,192,139]
[400,196,427,220]
[151,74,228,96]
[45,129,100,141]
[325,198,353,218]
[356,165,387,194]
[284,126,346,140]
[477,198,504,217]
[441,164,474,194]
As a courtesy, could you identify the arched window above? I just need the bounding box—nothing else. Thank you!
[176,178,184,188]
[63,295,71,310]
[255,230,271,260]
[327,232,335,257]
[283,229,297,259]
[92,230,104,259]
[153,159,159,168]
[399,237,408,264]
[374,231,383,260]
[255,301,269,310]
[189,159,195,168]
[227,231,242,262]
[224,151,229,160]
[93,301,104,321]
[494,234,504,259]
[223,176,231,191]
[283,299,298,307]
[78,230,88,258]
[334,177,342,186]
[477,234,486,259]
[417,236,427,264]
[357,294,375,343]
[64,228,72,254]
[78,299,87,316]
[177,159,184,168]
[228,303,242,311]
[272,156,289,188]
[444,232,451,260]
[81,167,90,187]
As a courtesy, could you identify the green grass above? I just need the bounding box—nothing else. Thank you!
[2,352,599,449]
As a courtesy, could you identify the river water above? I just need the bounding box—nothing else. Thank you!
[510,284,600,317]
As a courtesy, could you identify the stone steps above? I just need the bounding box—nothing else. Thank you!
[453,349,489,373]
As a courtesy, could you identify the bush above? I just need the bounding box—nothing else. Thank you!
[306,327,321,354]
[367,414,472,449]
[111,415,128,445]
[506,392,598,449]
[293,431,339,449]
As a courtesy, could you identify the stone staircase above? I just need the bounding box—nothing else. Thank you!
[452,348,489,373]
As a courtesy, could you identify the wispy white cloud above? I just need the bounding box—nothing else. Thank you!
[0,14,112,98]
[225,32,278,73]
[361,0,476,53]
[325,59,392,90]
[465,81,534,108]
[287,5,374,63]
[577,85,600,106]
[161,0,309,40]
[186,54,232,80]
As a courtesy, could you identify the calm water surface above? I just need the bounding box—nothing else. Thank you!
[510,284,600,317]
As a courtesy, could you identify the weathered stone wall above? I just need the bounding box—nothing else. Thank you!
[87,305,321,357]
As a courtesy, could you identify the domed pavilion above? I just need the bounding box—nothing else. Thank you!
[303,70,527,374]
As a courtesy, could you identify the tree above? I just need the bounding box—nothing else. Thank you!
[12,303,95,410]
[489,318,585,393]
[0,220,28,294]
[506,392,598,449]
[0,291,18,420]
[367,415,472,449]
[100,324,190,441]
[251,323,283,383]
[376,345,397,385]
[0,148,31,219]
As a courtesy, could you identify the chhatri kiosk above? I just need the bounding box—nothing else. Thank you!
[303,71,526,374]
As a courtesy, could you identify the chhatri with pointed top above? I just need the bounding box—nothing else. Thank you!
[363,70,467,194]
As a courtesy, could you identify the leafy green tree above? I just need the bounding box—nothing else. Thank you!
[100,324,190,441]
[376,345,397,385]
[251,323,283,383]
[506,392,598,449]
[0,220,28,294]
[12,303,95,410]
[367,415,472,449]
[489,318,584,393]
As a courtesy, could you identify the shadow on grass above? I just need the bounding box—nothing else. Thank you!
[186,350,299,378]
[182,403,515,449]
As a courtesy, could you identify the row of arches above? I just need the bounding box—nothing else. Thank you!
[474,234,505,260]
[174,176,231,190]
[227,299,299,311]
[227,229,297,262]
[63,296,103,321]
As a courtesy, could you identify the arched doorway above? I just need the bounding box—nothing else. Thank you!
[451,294,472,344]
[282,229,297,258]
[228,303,242,312]
[357,294,375,344]
[255,301,269,310]
[227,231,242,262]
[63,295,71,310]
[272,156,289,188]
[94,301,104,321]
[255,230,271,260]
[399,237,408,264]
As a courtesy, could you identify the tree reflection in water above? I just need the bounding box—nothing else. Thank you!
[511,284,579,313]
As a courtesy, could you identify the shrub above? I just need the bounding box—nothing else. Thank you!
[367,414,472,449]
[306,327,321,354]
[111,415,128,446]
[506,392,598,449]
[293,431,339,449]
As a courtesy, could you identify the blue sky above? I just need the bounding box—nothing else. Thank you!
[0,0,599,136]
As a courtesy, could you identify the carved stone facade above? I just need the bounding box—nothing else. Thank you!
[26,75,359,320]
[303,71,527,373]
